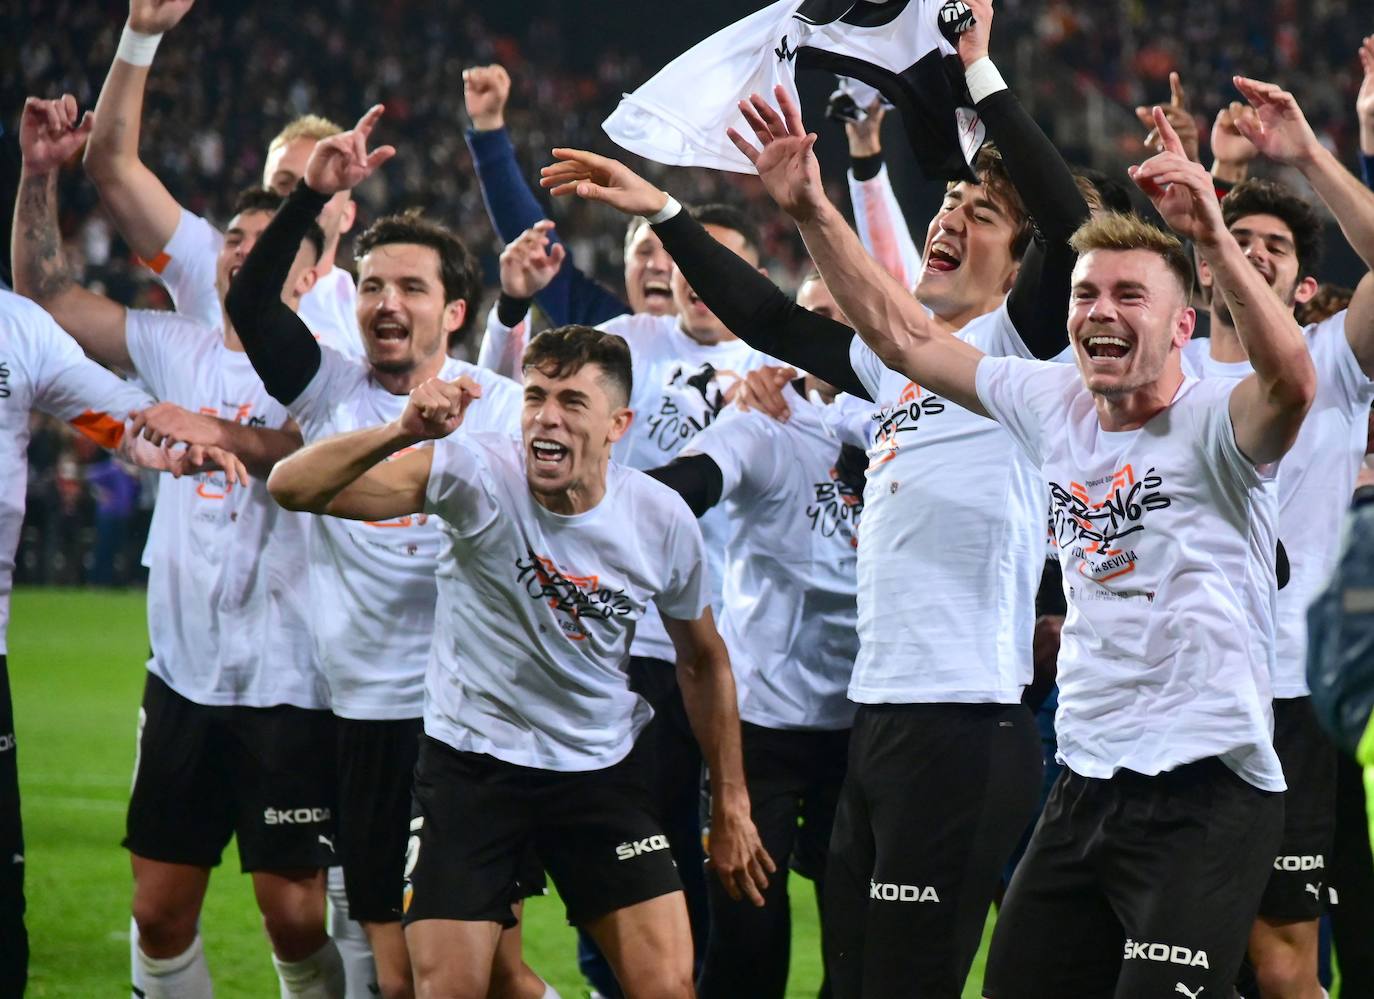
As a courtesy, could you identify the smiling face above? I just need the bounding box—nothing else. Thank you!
[671,223,758,342]
[521,361,633,507]
[624,221,675,316]
[356,243,464,379]
[913,180,1020,322]
[1205,212,1316,327]
[1069,248,1194,398]
[217,209,317,307]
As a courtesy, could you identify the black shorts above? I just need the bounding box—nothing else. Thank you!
[123,672,337,872]
[1260,695,1338,922]
[985,757,1284,999]
[0,654,27,997]
[824,702,1042,999]
[402,734,680,929]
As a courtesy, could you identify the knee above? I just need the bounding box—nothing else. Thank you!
[131,893,198,957]
[376,970,415,999]
[485,962,545,999]
[1253,936,1318,999]
[259,892,328,959]
[625,970,694,999]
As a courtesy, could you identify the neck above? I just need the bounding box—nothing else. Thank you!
[923,292,1002,335]
[317,232,340,274]
[220,308,245,352]
[677,320,736,346]
[531,458,609,516]
[803,374,837,405]
[370,349,448,395]
[1092,370,1184,431]
[1206,314,1249,363]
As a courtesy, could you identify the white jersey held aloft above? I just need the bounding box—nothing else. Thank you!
[423,433,708,771]
[289,347,523,720]
[976,355,1285,791]
[126,309,328,709]
[0,291,152,653]
[685,386,860,731]
[1182,313,1374,697]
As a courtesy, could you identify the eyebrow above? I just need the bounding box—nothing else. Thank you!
[1230,227,1295,249]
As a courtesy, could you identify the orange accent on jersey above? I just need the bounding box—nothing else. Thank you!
[896,380,923,405]
[142,251,171,275]
[195,479,229,500]
[69,410,126,449]
[365,514,430,529]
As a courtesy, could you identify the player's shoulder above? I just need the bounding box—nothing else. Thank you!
[0,289,61,344]
[616,460,698,526]
[597,311,668,348]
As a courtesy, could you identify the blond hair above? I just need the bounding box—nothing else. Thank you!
[267,114,345,156]
[1069,213,1194,299]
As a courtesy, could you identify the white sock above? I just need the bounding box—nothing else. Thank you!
[273,940,345,999]
[541,984,562,999]
[131,927,213,999]
[326,868,377,999]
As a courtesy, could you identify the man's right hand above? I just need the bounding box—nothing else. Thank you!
[127,0,195,35]
[732,366,798,422]
[500,221,567,298]
[1357,36,1374,155]
[19,96,94,174]
[844,101,886,159]
[1210,102,1259,181]
[728,87,828,224]
[463,65,511,131]
[541,149,671,217]
[304,105,396,197]
[397,376,483,441]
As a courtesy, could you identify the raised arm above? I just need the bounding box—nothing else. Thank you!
[844,102,922,287]
[661,609,773,906]
[463,64,627,326]
[539,149,872,399]
[728,88,989,416]
[1232,76,1374,374]
[81,0,196,262]
[12,97,131,372]
[268,376,478,518]
[1358,36,1374,188]
[1133,108,1315,464]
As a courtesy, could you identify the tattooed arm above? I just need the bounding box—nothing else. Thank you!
[12,170,133,373]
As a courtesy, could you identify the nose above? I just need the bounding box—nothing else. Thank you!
[938,205,968,235]
[1086,297,1117,323]
[649,247,673,274]
[1242,241,1269,271]
[376,285,401,311]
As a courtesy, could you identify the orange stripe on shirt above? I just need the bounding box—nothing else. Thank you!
[141,251,172,275]
[69,410,126,449]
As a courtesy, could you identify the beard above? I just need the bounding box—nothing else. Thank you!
[1211,276,1298,330]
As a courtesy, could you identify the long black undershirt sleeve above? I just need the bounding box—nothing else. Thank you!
[645,452,724,518]
[651,212,873,402]
[977,88,1091,360]
[224,180,327,405]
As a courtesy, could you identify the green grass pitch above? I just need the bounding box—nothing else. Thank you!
[9,586,992,997]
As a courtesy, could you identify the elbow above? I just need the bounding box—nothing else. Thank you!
[81,140,129,187]
[265,463,314,513]
[1273,356,1318,415]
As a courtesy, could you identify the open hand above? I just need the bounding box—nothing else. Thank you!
[727,86,827,224]
[304,105,396,196]
[1356,37,1374,152]
[732,366,798,422]
[129,402,223,449]
[19,96,94,174]
[706,790,776,907]
[541,149,670,217]
[165,443,250,486]
[399,376,482,440]
[127,0,195,34]
[500,221,567,299]
[1232,76,1321,166]
[1210,101,1260,169]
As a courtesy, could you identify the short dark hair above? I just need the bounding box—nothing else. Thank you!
[522,325,633,406]
[1069,212,1196,302]
[949,145,1032,259]
[229,188,324,261]
[354,209,482,334]
[1221,180,1323,279]
[1073,167,1136,216]
[691,203,762,260]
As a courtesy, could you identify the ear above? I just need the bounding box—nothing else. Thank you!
[1196,255,1214,292]
[1173,305,1197,349]
[442,298,468,336]
[606,406,635,445]
[1293,275,1319,306]
[338,197,358,236]
[296,265,319,298]
[757,266,769,278]
[1002,261,1020,295]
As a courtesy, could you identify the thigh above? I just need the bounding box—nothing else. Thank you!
[404,917,504,999]
[336,716,422,923]
[584,892,694,999]
[1108,761,1284,999]
[402,737,532,928]
[1259,697,1337,922]
[983,772,1122,999]
[122,673,235,867]
[230,704,337,873]
[537,744,683,928]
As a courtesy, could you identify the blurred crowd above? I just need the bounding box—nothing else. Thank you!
[4,0,1373,588]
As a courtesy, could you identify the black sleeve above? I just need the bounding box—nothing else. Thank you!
[975,89,1090,360]
[651,211,873,402]
[223,180,326,405]
[645,452,724,518]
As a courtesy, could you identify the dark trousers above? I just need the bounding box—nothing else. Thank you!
[0,655,27,999]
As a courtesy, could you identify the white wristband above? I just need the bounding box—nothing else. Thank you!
[964,57,1007,105]
[645,195,682,226]
[116,24,164,67]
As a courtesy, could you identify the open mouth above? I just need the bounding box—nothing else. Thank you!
[925,241,962,273]
[371,319,409,343]
[228,265,242,282]
[686,290,710,310]
[642,280,672,303]
[1083,335,1132,360]
[531,438,569,466]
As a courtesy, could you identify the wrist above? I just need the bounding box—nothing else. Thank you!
[496,291,531,328]
[846,134,882,159]
[1361,126,1374,158]
[1210,159,1250,185]
[471,115,505,132]
[117,22,163,66]
[645,194,680,225]
[964,57,1007,104]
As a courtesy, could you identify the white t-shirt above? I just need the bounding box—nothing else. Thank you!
[0,291,152,653]
[976,356,1285,791]
[126,309,327,709]
[602,312,776,661]
[153,208,365,358]
[423,433,708,771]
[685,386,860,730]
[846,302,1044,704]
[1182,315,1374,698]
[289,347,523,719]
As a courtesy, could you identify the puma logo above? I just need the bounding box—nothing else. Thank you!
[1175,985,1203,998]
